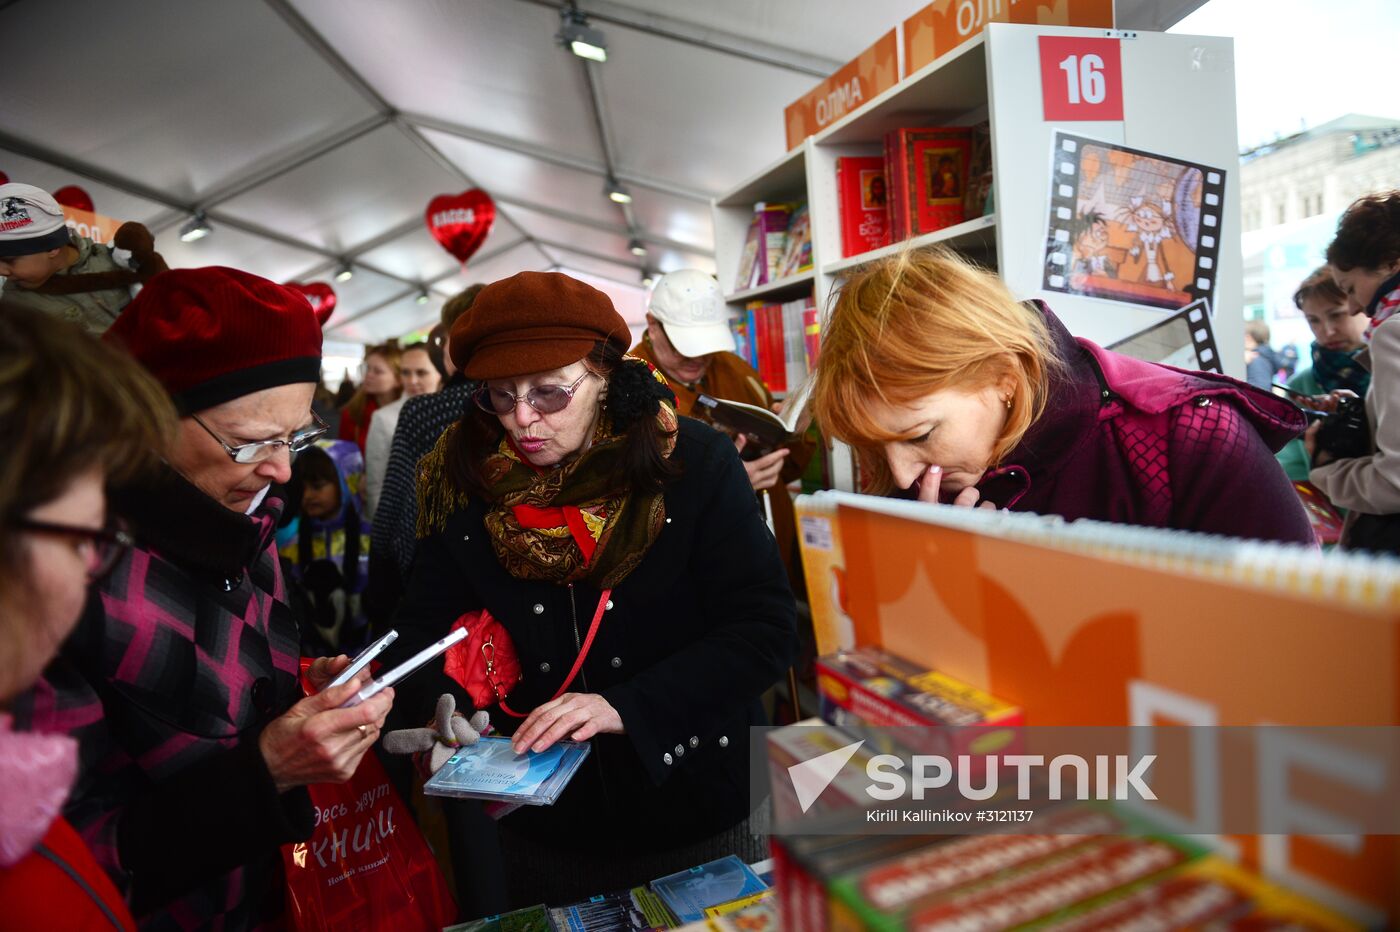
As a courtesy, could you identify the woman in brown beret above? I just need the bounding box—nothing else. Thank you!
[386,271,797,908]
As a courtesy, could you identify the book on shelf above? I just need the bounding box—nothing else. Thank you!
[963,120,994,221]
[733,216,762,293]
[775,203,813,278]
[835,156,892,257]
[741,297,817,398]
[884,126,973,240]
[802,304,821,371]
[733,202,810,292]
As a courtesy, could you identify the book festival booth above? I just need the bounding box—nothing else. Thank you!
[3,0,1397,929]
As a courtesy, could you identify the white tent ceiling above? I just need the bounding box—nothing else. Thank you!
[0,0,1206,345]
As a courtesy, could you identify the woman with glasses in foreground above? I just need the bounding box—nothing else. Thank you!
[389,272,796,907]
[0,305,172,929]
[16,268,395,929]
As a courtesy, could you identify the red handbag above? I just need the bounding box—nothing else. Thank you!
[443,588,611,718]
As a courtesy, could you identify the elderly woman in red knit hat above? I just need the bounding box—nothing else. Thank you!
[16,267,395,929]
[385,271,797,908]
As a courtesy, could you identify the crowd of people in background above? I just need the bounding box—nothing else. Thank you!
[3,172,1400,928]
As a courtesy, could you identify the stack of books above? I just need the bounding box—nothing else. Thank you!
[730,297,818,394]
[733,202,813,292]
[835,120,994,259]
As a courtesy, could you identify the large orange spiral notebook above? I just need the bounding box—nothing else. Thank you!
[795,491,1400,925]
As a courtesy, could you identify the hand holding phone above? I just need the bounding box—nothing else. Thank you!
[327,630,399,690]
[342,627,469,708]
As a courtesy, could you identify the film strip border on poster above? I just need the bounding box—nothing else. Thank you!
[1108,298,1222,374]
[1043,132,1226,309]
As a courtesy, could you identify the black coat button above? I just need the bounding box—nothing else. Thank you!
[251,677,276,716]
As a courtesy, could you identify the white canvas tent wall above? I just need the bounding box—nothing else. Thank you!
[0,0,1206,348]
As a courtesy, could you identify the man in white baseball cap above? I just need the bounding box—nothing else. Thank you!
[0,182,165,334]
[631,268,813,589]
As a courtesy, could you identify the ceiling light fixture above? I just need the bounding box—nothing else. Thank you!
[558,8,608,63]
[415,289,430,305]
[628,238,647,257]
[641,269,655,289]
[334,263,354,283]
[605,179,632,205]
[179,212,212,243]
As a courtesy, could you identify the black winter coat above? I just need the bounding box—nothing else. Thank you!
[388,417,798,853]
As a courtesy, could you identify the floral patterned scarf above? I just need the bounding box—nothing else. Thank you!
[480,398,677,588]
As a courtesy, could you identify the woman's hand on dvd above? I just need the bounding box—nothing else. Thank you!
[259,680,394,792]
[512,692,623,755]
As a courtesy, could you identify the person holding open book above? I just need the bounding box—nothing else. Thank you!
[810,249,1314,544]
[391,271,797,907]
[630,269,814,590]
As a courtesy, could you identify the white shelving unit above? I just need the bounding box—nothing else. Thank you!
[712,23,1243,492]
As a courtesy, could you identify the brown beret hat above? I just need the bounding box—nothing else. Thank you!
[449,271,631,379]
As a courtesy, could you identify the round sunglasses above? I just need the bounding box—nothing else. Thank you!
[473,371,592,416]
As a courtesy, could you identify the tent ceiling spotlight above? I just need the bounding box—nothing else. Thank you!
[641,269,655,289]
[605,178,632,205]
[415,288,430,305]
[628,238,647,257]
[334,262,354,283]
[558,8,607,63]
[179,212,212,243]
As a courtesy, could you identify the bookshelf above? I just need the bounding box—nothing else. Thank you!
[712,23,1243,492]
[726,268,815,304]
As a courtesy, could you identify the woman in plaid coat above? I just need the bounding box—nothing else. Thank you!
[16,268,396,930]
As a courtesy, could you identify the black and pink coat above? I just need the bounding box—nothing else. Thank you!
[16,466,313,930]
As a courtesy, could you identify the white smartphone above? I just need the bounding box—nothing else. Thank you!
[341,627,469,708]
[326,629,399,690]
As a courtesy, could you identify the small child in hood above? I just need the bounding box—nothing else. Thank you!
[278,440,372,655]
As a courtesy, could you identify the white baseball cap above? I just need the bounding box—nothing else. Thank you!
[647,269,734,358]
[0,183,71,258]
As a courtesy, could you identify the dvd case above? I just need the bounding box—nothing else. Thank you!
[424,736,591,806]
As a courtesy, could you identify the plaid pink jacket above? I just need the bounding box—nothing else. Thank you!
[16,468,308,930]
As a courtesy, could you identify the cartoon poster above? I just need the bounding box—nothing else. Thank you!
[1106,299,1221,373]
[1043,133,1226,312]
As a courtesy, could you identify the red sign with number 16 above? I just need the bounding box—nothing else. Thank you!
[1039,35,1123,122]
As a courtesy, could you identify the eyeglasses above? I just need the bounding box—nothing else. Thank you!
[193,411,329,464]
[473,371,592,416]
[14,517,134,581]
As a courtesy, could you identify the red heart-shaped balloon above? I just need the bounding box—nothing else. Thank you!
[53,185,95,213]
[425,189,496,265]
[285,281,338,327]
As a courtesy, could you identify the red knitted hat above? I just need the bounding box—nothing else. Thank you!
[449,271,629,379]
[105,266,323,414]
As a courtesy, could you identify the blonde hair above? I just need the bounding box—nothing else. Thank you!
[811,248,1059,495]
[344,341,403,425]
